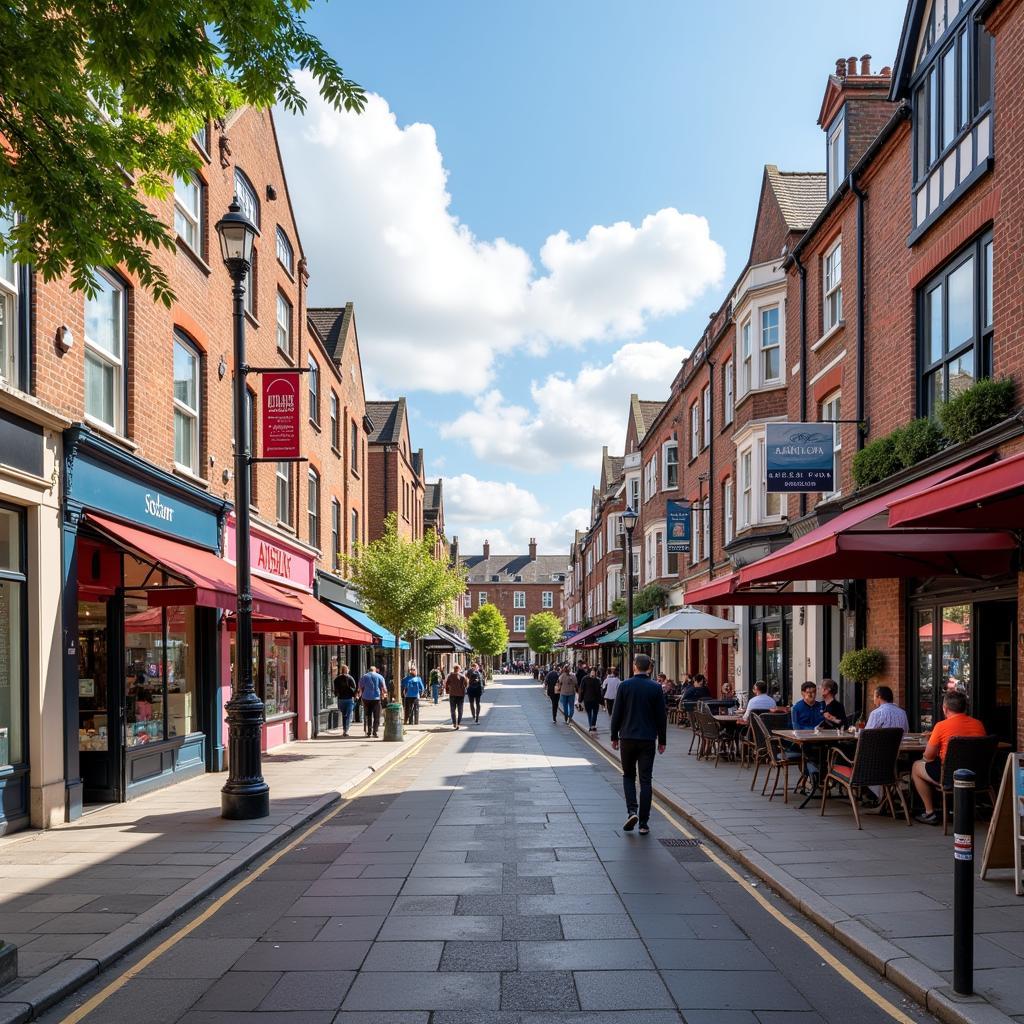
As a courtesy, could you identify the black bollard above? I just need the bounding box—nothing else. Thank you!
[952,768,975,996]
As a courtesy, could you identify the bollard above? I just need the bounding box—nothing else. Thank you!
[382,701,404,742]
[952,768,975,997]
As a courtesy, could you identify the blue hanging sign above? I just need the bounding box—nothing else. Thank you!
[766,422,835,492]
[666,500,691,554]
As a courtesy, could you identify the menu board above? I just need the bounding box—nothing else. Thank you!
[980,752,1024,896]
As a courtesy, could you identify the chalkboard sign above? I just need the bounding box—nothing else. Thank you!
[980,752,1024,896]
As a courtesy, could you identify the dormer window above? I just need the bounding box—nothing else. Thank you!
[826,112,845,198]
[910,1,994,234]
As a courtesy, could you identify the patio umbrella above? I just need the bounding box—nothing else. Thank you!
[634,607,739,641]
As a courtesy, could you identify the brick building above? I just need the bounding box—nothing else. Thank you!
[365,399,426,543]
[460,540,567,664]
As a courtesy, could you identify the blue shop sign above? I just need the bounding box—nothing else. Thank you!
[666,500,691,554]
[766,422,835,493]
[65,426,226,550]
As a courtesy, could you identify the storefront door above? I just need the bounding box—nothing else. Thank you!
[975,600,1016,745]
[77,598,123,803]
[749,606,791,705]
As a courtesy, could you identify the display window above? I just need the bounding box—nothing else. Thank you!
[0,506,26,770]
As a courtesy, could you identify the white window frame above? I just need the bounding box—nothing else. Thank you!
[331,498,341,570]
[821,390,842,498]
[172,334,200,474]
[760,307,781,383]
[663,441,679,490]
[84,269,126,433]
[702,499,710,557]
[824,239,843,332]
[478,591,488,606]
[723,478,734,544]
[827,114,845,198]
[758,437,782,520]
[275,460,292,525]
[628,476,640,513]
[723,358,734,425]
[596,532,603,561]
[174,173,202,253]
[645,532,657,583]
[0,209,19,384]
[308,356,320,425]
[350,508,358,556]
[330,391,340,450]
[513,591,526,609]
[690,505,701,564]
[739,447,753,530]
[513,615,526,633]
[463,592,472,609]
[690,402,700,459]
[234,168,260,227]
[542,591,553,609]
[276,226,294,274]
[740,317,753,396]
[607,515,616,551]
[276,292,292,357]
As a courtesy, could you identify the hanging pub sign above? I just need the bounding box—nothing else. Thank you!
[261,372,301,459]
[666,500,691,554]
[766,422,835,493]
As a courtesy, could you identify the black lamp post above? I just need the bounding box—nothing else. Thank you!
[216,198,268,820]
[622,506,639,675]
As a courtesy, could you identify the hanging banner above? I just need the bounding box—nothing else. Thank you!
[666,500,691,554]
[766,422,835,492]
[261,372,301,459]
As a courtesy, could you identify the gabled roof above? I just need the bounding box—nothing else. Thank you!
[764,166,828,233]
[366,399,407,445]
[890,0,927,101]
[600,446,624,494]
[425,481,443,511]
[412,449,424,478]
[461,552,569,583]
[629,394,666,443]
[307,304,354,362]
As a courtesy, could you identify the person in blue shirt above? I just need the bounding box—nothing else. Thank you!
[358,665,388,738]
[401,664,425,725]
[791,681,825,730]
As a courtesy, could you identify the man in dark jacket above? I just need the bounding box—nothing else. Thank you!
[610,653,667,835]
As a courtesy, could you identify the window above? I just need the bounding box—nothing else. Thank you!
[919,230,992,416]
[350,508,358,556]
[690,507,701,564]
[243,250,256,319]
[308,356,320,426]
[0,209,21,384]
[276,226,294,274]
[690,402,700,459]
[911,10,994,229]
[823,241,842,332]
[307,468,320,547]
[514,591,526,608]
[192,123,209,154]
[740,318,752,394]
[702,499,710,557]
[172,334,200,473]
[542,591,553,609]
[234,168,260,227]
[723,358,734,425]
[513,615,526,633]
[739,449,752,528]
[84,270,126,432]
[702,385,711,444]
[826,113,845,197]
[331,498,341,570]
[350,420,359,473]
[330,392,340,450]
[607,515,616,551]
[644,455,658,500]
[821,391,842,496]
[276,461,292,524]
[174,173,202,253]
[759,437,781,518]
[664,442,679,489]
[478,592,488,606]
[276,293,292,357]
[645,532,657,582]
[723,478,734,544]
[0,508,25,770]
[628,477,640,512]
[760,307,780,381]
[463,592,472,609]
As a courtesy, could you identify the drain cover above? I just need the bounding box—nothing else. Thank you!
[659,837,702,847]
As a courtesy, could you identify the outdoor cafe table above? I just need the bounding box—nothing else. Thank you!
[771,729,930,808]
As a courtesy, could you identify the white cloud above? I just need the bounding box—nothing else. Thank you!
[441,340,686,472]
[442,473,587,556]
[276,76,725,394]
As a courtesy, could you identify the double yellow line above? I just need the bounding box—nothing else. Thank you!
[57,734,431,1024]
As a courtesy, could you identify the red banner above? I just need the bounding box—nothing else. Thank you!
[261,372,301,459]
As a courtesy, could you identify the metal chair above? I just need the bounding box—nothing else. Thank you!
[747,711,790,791]
[821,727,909,829]
[935,735,999,836]
[751,713,802,803]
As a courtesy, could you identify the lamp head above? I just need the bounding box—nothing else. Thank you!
[215,197,260,279]
[622,506,639,535]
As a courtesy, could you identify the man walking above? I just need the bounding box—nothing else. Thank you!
[610,653,667,836]
[358,664,388,738]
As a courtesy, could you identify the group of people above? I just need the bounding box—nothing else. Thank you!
[542,662,624,733]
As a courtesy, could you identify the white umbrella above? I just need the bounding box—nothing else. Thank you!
[634,607,738,641]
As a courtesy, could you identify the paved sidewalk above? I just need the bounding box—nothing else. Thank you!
[571,699,1024,1024]
[0,698,447,1022]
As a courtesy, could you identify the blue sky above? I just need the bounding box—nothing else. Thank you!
[277,1,907,556]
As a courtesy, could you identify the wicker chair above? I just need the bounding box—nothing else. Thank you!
[751,713,802,803]
[681,702,701,753]
[694,710,721,764]
[933,735,999,835]
[747,711,790,791]
[820,727,909,829]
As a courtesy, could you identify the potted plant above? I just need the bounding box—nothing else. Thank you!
[838,647,887,724]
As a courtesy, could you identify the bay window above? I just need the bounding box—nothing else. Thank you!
[740,318,752,395]
[759,437,781,518]
[760,307,780,381]
[821,392,842,497]
[739,448,753,529]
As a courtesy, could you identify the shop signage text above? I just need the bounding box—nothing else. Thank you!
[666,500,691,554]
[262,372,301,460]
[144,492,175,523]
[766,422,835,493]
[256,541,292,580]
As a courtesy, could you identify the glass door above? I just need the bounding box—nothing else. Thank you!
[975,600,1016,745]
[78,598,123,802]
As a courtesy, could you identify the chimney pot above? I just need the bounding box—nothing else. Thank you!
[860,54,871,76]
[835,58,846,77]
[847,56,858,76]
[528,538,538,559]
[482,539,490,559]
[880,65,892,77]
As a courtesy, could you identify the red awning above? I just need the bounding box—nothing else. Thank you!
[738,455,1015,586]
[83,513,302,622]
[888,450,1024,530]
[684,573,839,607]
[565,616,619,648]
[279,589,373,645]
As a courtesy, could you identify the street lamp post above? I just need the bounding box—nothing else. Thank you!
[622,506,639,674]
[216,198,269,821]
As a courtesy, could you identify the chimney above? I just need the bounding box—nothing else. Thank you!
[483,539,490,560]
[450,535,459,564]
[860,54,871,76]
[528,537,537,560]
[819,54,895,170]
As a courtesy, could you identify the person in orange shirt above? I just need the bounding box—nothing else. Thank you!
[911,690,986,825]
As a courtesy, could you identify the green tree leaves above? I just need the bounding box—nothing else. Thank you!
[466,603,509,659]
[524,612,563,655]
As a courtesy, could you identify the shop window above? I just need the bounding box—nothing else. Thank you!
[276,292,292,357]
[913,602,972,731]
[276,226,294,275]
[823,240,842,333]
[750,605,791,705]
[918,230,992,417]
[84,269,127,433]
[263,633,293,717]
[307,467,320,548]
[276,460,292,525]
[173,332,201,475]
[173,172,203,254]
[0,506,26,770]
[308,356,320,426]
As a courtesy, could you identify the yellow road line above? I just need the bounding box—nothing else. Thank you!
[577,730,918,1024]
[57,734,431,1024]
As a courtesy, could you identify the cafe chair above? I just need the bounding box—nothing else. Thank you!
[934,735,999,836]
[681,702,701,753]
[751,713,802,803]
[747,711,790,790]
[820,727,909,829]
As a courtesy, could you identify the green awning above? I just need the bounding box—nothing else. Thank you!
[597,611,661,644]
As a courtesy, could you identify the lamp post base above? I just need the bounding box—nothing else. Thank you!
[382,702,404,742]
[221,784,270,820]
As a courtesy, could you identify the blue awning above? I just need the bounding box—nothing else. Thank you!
[324,601,410,650]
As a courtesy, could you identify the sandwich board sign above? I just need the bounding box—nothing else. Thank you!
[980,752,1024,895]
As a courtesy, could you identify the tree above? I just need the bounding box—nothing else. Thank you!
[525,612,563,656]
[345,514,466,707]
[0,1,365,304]
[466,603,509,665]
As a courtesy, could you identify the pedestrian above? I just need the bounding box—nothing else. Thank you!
[602,666,621,716]
[358,664,388,738]
[580,666,603,734]
[401,663,424,725]
[610,653,667,836]
[332,662,358,737]
[445,664,468,730]
[428,665,442,704]
[557,665,577,724]
[544,664,561,723]
[466,661,485,723]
